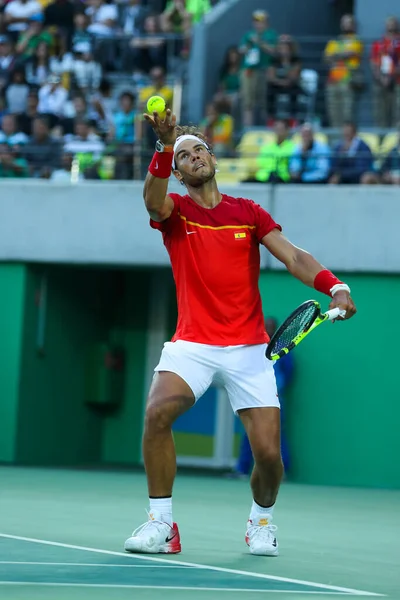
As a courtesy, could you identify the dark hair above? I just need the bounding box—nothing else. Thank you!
[175,125,214,156]
[275,118,290,129]
[11,67,27,84]
[33,116,49,128]
[99,78,111,94]
[220,45,240,79]
[120,91,135,103]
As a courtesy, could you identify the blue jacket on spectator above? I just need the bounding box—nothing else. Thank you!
[331,137,373,183]
[290,140,331,183]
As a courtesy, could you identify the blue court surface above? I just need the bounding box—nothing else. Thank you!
[1,467,398,599]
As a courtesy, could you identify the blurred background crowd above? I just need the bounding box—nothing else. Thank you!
[0,0,399,183]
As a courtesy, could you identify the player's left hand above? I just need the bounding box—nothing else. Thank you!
[329,291,357,321]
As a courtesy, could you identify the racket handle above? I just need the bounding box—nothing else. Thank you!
[325,308,346,320]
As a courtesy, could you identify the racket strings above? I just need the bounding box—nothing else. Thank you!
[270,305,317,354]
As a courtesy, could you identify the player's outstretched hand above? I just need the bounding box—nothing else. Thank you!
[143,108,177,146]
[329,291,357,321]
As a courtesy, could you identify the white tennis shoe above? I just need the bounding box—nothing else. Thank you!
[245,516,279,556]
[124,510,181,554]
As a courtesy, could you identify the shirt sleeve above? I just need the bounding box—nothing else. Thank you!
[250,201,282,242]
[149,193,181,234]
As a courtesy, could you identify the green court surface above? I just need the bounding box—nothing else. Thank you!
[0,467,399,599]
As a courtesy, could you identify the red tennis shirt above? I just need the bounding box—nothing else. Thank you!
[150,193,281,346]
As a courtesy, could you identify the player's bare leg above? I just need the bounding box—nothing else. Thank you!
[125,372,194,554]
[240,407,283,556]
[143,371,194,497]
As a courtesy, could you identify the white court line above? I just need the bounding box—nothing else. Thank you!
[0,533,384,597]
[0,583,368,594]
[0,561,193,568]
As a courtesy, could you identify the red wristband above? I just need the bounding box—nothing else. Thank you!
[149,151,173,179]
[314,269,343,297]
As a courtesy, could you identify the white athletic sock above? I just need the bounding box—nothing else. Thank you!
[149,497,173,526]
[249,500,274,524]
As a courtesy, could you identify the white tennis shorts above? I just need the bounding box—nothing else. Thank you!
[154,340,280,414]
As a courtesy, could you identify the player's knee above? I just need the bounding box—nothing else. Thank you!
[144,401,174,435]
[252,442,282,470]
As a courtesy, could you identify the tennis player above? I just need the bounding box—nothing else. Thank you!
[124,109,357,556]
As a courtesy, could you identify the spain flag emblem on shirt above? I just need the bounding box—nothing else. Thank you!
[234,232,247,239]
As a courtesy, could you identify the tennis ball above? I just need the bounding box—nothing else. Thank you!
[147,95,166,117]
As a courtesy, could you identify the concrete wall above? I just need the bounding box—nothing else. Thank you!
[0,180,398,273]
[355,0,398,38]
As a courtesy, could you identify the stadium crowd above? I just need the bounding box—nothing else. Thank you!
[0,0,399,182]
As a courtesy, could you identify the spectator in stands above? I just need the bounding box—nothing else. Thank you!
[239,10,278,127]
[124,14,167,73]
[200,100,233,156]
[267,34,301,122]
[290,123,330,184]
[25,41,51,87]
[0,142,29,177]
[219,46,241,101]
[50,151,77,181]
[0,113,29,145]
[17,90,40,135]
[15,13,53,62]
[64,118,104,177]
[4,0,43,43]
[86,0,118,37]
[71,13,92,50]
[120,0,149,38]
[0,36,16,92]
[161,0,191,37]
[380,126,400,184]
[71,41,102,94]
[112,91,137,144]
[5,67,30,113]
[329,121,378,184]
[38,74,68,118]
[44,0,75,50]
[139,66,173,110]
[324,14,364,127]
[89,77,116,134]
[23,115,62,177]
[370,16,400,128]
[255,119,295,183]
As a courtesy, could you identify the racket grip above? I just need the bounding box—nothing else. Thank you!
[326,308,346,320]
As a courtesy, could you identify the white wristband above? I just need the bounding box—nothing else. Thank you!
[330,283,351,297]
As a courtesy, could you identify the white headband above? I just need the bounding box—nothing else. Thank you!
[172,134,209,169]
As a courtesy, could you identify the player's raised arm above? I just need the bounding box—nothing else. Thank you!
[143,109,177,222]
[262,228,356,319]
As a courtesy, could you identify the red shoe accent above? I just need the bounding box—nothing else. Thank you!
[163,522,181,554]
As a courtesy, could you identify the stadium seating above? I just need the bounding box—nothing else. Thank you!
[215,158,250,184]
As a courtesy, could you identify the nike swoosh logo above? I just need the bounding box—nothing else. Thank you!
[186,231,197,235]
[165,532,177,543]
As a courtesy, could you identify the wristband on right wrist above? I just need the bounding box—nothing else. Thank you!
[314,269,347,297]
[148,151,173,179]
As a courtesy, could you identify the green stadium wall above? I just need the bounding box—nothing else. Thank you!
[0,264,399,489]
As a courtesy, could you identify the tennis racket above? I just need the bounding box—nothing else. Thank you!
[265,300,346,361]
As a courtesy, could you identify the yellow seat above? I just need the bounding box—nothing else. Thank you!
[291,132,329,147]
[358,132,380,156]
[237,131,275,159]
[380,132,399,156]
[216,158,250,184]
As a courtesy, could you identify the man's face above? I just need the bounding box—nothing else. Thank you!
[33,119,48,139]
[275,121,288,140]
[386,17,399,36]
[343,124,355,142]
[341,15,354,34]
[301,126,313,147]
[151,67,164,85]
[2,115,15,136]
[0,42,10,56]
[174,141,216,188]
[253,18,266,33]
[75,122,88,139]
